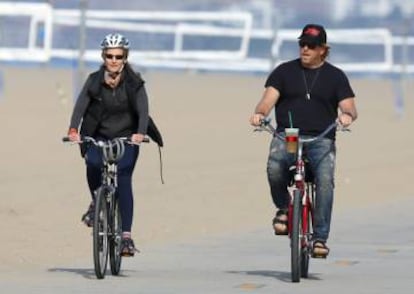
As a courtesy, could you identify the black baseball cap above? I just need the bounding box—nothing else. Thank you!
[298,24,327,45]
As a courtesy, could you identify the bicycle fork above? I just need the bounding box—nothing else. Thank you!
[288,187,312,249]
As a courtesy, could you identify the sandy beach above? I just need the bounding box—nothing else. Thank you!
[1,66,413,272]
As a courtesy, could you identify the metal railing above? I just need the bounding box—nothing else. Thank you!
[0,2,413,74]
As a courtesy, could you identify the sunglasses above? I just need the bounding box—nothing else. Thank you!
[298,41,318,49]
[105,54,124,60]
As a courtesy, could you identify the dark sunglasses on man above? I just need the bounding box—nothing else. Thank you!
[298,40,318,50]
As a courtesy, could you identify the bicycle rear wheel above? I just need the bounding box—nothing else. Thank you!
[93,187,109,279]
[291,189,302,283]
[109,197,122,275]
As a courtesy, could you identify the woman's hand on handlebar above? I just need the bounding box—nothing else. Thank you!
[131,133,146,144]
[67,128,81,142]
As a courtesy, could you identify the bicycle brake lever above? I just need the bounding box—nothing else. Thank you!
[337,125,351,132]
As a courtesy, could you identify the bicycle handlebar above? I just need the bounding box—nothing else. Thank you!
[253,118,276,135]
[62,136,150,163]
[255,118,350,144]
[288,122,337,144]
[62,135,150,144]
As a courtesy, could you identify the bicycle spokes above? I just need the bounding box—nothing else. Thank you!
[93,188,109,279]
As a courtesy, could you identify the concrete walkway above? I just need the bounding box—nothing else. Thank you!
[2,197,413,294]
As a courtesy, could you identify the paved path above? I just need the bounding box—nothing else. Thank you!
[2,198,413,294]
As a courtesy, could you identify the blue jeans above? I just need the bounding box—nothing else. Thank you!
[267,135,336,242]
[85,142,139,232]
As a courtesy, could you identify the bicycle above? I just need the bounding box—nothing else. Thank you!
[62,135,148,279]
[256,119,347,283]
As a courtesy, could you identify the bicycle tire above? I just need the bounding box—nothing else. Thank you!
[93,187,109,279]
[291,189,302,283]
[301,183,314,278]
[300,211,310,278]
[109,196,122,275]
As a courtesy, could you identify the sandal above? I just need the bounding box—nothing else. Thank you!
[312,241,330,258]
[272,209,288,235]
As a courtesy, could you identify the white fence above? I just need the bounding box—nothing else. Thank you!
[0,2,53,62]
[0,2,413,74]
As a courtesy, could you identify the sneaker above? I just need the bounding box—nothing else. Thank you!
[81,201,95,227]
[120,238,139,257]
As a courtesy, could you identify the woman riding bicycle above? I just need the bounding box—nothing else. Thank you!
[249,24,358,257]
[66,33,150,257]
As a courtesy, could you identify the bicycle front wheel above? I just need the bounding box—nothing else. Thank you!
[301,184,314,278]
[291,189,302,283]
[301,245,310,278]
[109,197,122,275]
[93,187,109,279]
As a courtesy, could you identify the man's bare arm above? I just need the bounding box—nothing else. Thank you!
[338,97,358,127]
[250,86,280,126]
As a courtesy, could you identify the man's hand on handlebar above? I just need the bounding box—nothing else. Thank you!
[250,113,265,127]
[338,113,353,128]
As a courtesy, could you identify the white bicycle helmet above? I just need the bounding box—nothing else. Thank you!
[100,33,130,50]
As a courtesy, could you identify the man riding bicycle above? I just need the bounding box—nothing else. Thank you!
[250,24,358,257]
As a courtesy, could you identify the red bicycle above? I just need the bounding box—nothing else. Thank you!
[256,119,346,282]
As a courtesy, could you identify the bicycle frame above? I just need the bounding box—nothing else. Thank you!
[90,137,127,279]
[255,119,342,283]
[99,162,123,279]
[63,135,149,279]
[287,140,314,244]
[63,136,131,279]
[101,161,118,199]
[284,137,314,282]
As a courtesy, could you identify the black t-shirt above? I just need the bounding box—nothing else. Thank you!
[265,58,355,140]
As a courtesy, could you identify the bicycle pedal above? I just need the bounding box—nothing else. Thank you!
[311,253,328,259]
